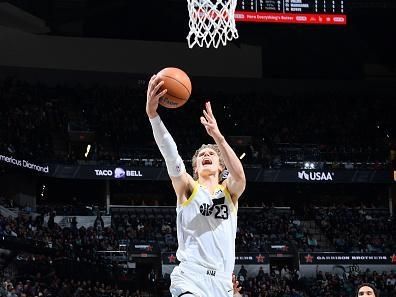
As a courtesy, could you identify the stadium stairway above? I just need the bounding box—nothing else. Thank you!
[0,248,17,278]
[0,205,18,219]
[301,220,334,251]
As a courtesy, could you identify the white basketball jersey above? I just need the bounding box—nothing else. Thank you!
[176,181,238,274]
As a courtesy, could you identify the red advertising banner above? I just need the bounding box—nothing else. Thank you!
[235,11,347,25]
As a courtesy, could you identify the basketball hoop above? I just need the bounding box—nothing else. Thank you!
[187,0,239,48]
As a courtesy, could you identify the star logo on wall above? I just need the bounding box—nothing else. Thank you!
[390,254,396,263]
[168,254,176,263]
[304,254,314,263]
[256,254,265,263]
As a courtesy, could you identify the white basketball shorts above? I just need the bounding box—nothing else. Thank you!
[170,262,233,297]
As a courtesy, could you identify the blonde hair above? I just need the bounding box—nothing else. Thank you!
[191,144,225,180]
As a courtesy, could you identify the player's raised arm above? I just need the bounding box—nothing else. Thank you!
[146,74,194,203]
[200,101,246,202]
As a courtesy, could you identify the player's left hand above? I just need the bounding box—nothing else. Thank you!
[200,101,223,141]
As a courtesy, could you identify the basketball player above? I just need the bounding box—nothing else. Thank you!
[356,283,379,297]
[146,74,246,297]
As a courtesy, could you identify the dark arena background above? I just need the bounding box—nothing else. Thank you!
[0,0,396,296]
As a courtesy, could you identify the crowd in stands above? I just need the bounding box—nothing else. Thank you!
[306,270,396,297]
[3,204,394,265]
[314,206,396,253]
[0,208,179,262]
[2,266,395,297]
[0,211,117,263]
[236,265,306,297]
[0,204,321,259]
[0,277,150,297]
[233,265,396,297]
[111,210,178,252]
[2,203,395,255]
[111,207,323,254]
[0,77,393,168]
[1,204,395,296]
[236,207,322,253]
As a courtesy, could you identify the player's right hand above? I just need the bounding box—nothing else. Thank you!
[146,74,167,118]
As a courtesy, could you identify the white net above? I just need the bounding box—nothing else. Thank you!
[186,0,239,48]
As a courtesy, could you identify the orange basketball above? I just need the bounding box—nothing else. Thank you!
[157,67,192,109]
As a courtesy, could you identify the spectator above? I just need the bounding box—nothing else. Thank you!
[355,283,379,297]
[239,265,248,279]
[94,212,104,230]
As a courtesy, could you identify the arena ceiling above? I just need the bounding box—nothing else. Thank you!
[1,0,395,78]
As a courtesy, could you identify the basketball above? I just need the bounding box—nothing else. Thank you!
[157,67,192,109]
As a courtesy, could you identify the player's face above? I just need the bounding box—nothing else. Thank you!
[358,286,375,297]
[196,148,221,177]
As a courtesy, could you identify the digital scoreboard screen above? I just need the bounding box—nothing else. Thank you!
[235,0,346,25]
